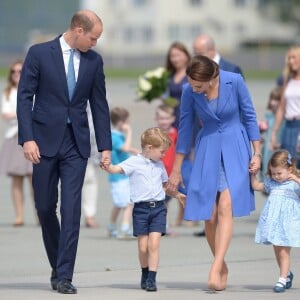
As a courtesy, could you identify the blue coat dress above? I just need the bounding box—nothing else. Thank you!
[177,71,260,220]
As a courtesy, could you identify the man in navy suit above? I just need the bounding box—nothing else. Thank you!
[193,34,244,78]
[192,34,244,238]
[17,10,112,294]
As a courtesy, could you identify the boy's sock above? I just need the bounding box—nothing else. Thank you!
[107,223,118,237]
[142,267,149,276]
[120,222,130,233]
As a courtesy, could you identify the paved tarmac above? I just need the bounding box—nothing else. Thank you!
[0,79,299,299]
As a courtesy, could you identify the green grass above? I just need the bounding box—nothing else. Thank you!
[0,67,281,80]
[0,67,8,78]
[104,68,281,80]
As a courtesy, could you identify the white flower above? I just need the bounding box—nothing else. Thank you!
[151,67,165,78]
[138,76,152,92]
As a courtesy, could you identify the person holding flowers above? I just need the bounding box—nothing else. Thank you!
[164,41,191,129]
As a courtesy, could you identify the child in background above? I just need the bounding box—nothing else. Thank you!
[251,149,300,293]
[259,86,283,176]
[102,127,185,292]
[82,103,100,228]
[107,107,139,238]
[155,104,192,227]
[155,104,177,176]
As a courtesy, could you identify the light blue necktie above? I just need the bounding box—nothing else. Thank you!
[67,49,76,100]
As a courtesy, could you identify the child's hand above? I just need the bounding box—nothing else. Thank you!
[100,158,110,170]
[287,173,300,184]
[175,192,186,208]
[121,123,131,133]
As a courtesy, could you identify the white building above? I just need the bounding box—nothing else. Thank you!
[81,0,296,66]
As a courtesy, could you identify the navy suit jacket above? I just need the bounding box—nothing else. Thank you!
[17,36,112,158]
[219,57,244,79]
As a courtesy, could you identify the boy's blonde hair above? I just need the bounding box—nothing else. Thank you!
[156,104,174,116]
[267,149,299,177]
[141,127,171,149]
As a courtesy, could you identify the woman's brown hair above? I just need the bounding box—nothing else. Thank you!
[165,41,191,75]
[186,55,219,82]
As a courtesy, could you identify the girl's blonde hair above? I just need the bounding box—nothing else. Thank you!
[267,149,299,177]
[283,45,300,82]
[141,127,171,149]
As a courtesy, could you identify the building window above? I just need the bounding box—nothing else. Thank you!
[168,25,180,41]
[132,0,148,6]
[189,0,203,6]
[190,24,202,39]
[234,0,247,7]
[123,27,135,42]
[142,26,153,42]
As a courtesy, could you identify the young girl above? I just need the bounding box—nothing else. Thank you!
[102,127,185,292]
[251,149,300,293]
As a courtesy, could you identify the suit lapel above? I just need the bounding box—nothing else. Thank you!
[50,38,69,101]
[76,52,88,91]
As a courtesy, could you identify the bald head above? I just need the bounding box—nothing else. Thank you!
[70,10,102,32]
[193,34,216,59]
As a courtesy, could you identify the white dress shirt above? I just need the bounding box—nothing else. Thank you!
[59,34,80,80]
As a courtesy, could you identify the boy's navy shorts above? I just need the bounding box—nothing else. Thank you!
[132,201,167,237]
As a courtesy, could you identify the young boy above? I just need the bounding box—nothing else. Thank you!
[102,127,185,291]
[107,107,139,238]
[155,104,192,227]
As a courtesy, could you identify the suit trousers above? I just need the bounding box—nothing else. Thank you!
[33,125,88,280]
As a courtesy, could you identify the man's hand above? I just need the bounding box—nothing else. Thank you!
[100,150,111,170]
[23,141,41,164]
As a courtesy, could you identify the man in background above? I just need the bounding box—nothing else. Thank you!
[193,33,244,78]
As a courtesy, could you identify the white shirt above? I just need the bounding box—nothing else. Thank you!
[119,154,168,203]
[59,34,80,80]
[213,53,221,65]
[1,87,18,139]
[284,79,300,120]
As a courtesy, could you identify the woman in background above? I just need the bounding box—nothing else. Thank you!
[0,59,33,226]
[164,42,194,226]
[271,45,300,167]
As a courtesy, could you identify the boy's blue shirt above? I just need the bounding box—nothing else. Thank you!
[109,129,130,182]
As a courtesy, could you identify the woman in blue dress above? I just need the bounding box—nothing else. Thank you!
[251,150,300,293]
[167,55,261,291]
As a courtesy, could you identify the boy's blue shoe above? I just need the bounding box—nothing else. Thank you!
[140,275,147,290]
[146,279,157,292]
[273,281,286,293]
[286,271,294,289]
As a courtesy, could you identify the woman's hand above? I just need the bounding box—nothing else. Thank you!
[166,169,184,193]
[249,155,261,175]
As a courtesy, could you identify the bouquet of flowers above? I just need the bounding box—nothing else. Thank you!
[137,67,178,107]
